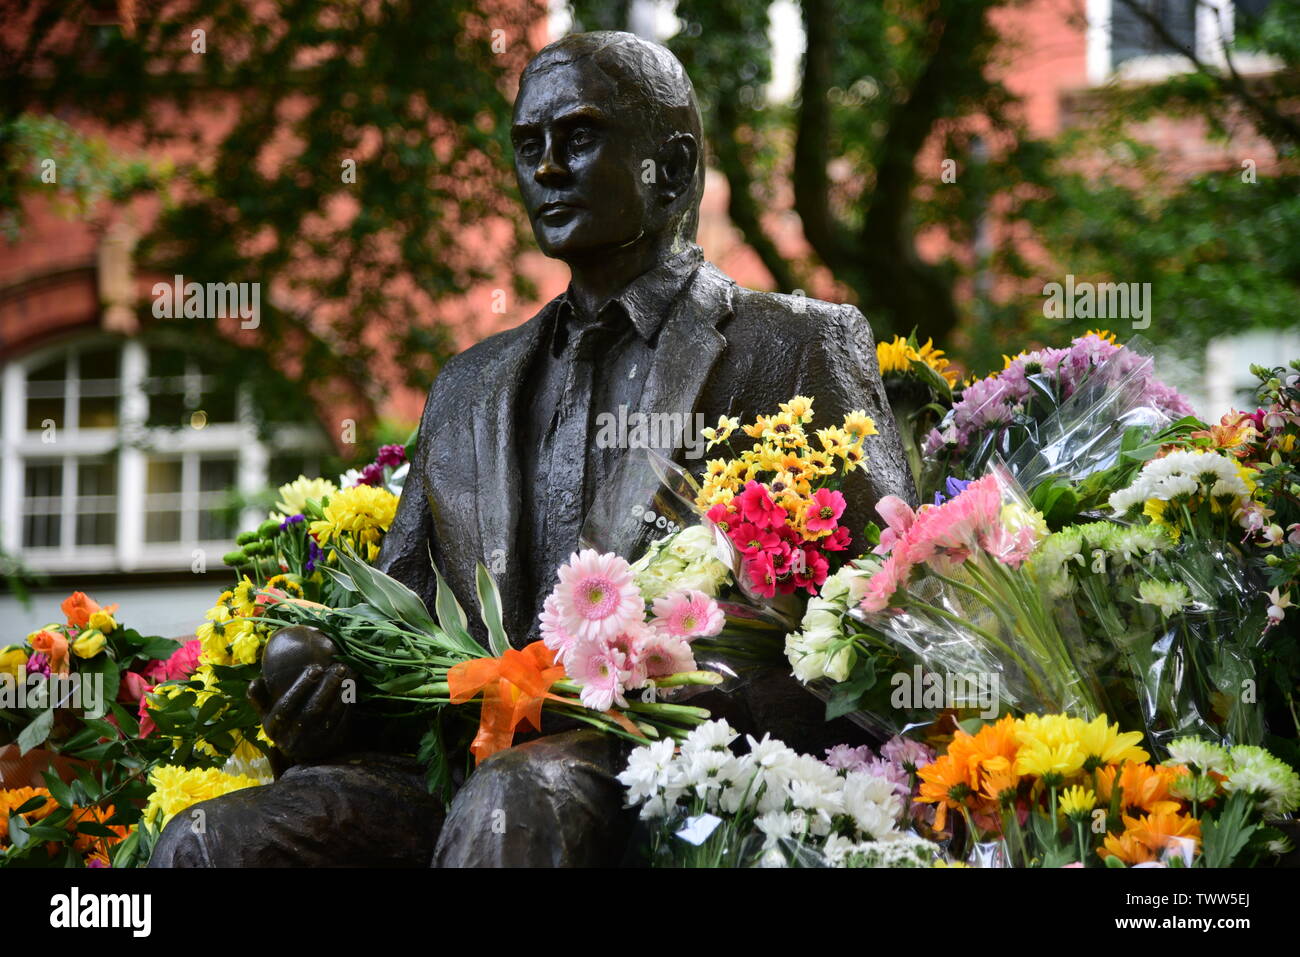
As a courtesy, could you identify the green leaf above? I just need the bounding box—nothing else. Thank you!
[41,770,75,809]
[1200,791,1258,868]
[824,657,878,721]
[432,555,478,654]
[7,812,29,848]
[77,653,121,713]
[475,563,510,657]
[16,708,54,755]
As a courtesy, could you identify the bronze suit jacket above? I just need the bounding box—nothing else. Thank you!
[376,260,916,646]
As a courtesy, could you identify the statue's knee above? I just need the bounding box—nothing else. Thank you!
[148,806,215,868]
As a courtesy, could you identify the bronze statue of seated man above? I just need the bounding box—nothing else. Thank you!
[150,30,915,868]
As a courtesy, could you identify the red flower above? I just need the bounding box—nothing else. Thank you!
[735,481,784,530]
[730,522,780,556]
[821,525,853,552]
[805,488,846,534]
[743,552,778,598]
[706,502,737,535]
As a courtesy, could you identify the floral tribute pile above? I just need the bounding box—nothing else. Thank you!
[6,334,1298,871]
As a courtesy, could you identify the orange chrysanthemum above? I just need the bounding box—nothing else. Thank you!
[1095,763,1185,816]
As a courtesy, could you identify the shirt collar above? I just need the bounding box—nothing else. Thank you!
[551,244,703,353]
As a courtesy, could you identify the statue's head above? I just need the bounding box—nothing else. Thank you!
[512,31,704,263]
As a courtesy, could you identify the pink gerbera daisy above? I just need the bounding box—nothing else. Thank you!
[550,549,644,643]
[650,589,725,639]
[607,620,654,689]
[640,631,697,679]
[538,592,576,658]
[565,638,629,712]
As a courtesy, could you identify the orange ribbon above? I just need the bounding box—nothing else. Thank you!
[448,642,569,764]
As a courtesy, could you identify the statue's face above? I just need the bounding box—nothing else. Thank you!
[512,59,658,260]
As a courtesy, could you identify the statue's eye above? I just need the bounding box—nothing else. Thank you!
[516,138,542,161]
[569,127,595,149]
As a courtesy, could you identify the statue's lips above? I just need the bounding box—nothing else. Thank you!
[536,202,582,223]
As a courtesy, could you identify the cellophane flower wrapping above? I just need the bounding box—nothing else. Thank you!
[851,463,1109,720]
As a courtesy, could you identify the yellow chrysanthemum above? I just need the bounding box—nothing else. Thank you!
[144,766,265,831]
[310,484,399,563]
[1059,785,1096,819]
[1076,715,1150,770]
[877,336,914,376]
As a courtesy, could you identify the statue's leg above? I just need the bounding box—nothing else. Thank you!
[433,730,635,867]
[149,754,443,867]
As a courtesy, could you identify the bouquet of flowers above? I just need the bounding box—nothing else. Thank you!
[1,592,182,755]
[923,331,1194,501]
[851,468,1108,719]
[264,546,723,796]
[695,395,874,601]
[617,718,942,868]
[0,592,190,868]
[914,712,1299,867]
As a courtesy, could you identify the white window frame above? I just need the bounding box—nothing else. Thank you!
[1,334,325,574]
[1087,0,1239,86]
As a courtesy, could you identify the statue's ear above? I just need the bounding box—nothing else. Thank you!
[656,132,699,206]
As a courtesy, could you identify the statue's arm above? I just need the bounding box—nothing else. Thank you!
[374,449,438,608]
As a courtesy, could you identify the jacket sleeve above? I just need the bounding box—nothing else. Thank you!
[374,391,441,611]
[792,303,918,547]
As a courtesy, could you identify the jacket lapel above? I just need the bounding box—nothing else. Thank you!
[469,304,555,639]
[599,263,734,560]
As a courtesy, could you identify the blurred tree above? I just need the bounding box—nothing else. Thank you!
[2,0,545,434]
[1021,0,1300,368]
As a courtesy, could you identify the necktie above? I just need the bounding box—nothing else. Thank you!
[540,319,618,598]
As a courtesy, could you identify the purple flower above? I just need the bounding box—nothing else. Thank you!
[823,743,873,772]
[305,537,324,573]
[279,513,306,532]
[862,757,911,799]
[85,857,107,868]
[26,653,50,677]
[358,462,385,487]
[375,444,407,469]
[881,735,935,773]
[933,476,972,506]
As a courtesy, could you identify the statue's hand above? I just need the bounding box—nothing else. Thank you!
[248,627,357,766]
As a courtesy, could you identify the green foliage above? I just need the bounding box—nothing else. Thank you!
[6,0,546,428]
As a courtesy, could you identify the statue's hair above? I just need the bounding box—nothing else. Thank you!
[521,31,704,242]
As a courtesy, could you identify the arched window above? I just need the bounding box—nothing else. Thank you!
[0,334,328,573]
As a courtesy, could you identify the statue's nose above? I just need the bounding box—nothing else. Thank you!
[534,137,567,185]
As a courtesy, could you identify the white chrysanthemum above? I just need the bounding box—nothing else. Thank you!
[616,737,678,805]
[756,809,808,850]
[680,719,738,754]
[1164,736,1229,775]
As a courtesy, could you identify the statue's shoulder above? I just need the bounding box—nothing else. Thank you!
[720,271,867,346]
[425,299,558,401]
